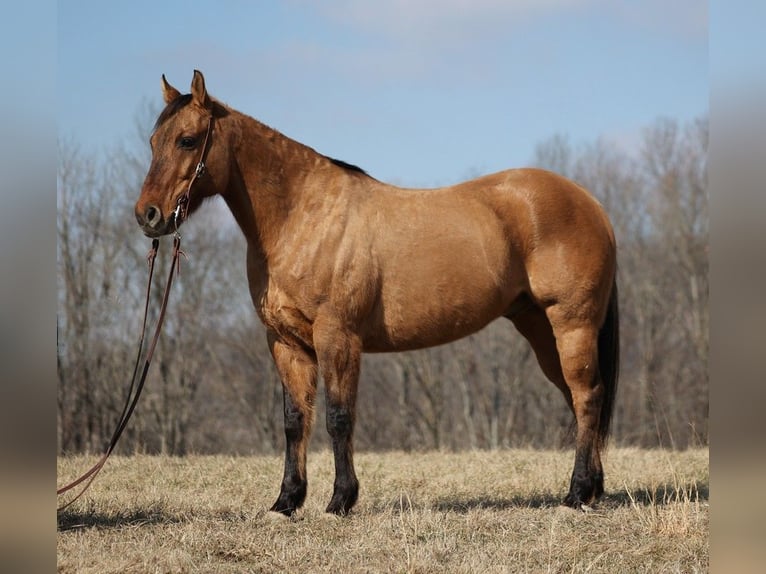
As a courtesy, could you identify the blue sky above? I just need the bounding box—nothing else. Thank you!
[58,0,707,187]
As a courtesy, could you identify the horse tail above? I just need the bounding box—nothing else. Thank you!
[597,278,620,448]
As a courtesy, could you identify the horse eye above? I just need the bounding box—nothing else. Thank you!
[178,136,197,150]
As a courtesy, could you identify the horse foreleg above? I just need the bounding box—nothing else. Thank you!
[314,317,362,515]
[268,332,318,516]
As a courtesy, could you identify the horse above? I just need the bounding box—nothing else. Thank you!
[135,70,619,516]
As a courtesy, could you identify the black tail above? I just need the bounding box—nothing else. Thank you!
[597,280,620,448]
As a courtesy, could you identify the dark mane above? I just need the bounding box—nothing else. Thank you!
[326,156,368,175]
[325,156,369,175]
[154,96,366,178]
[153,94,193,131]
[153,93,230,132]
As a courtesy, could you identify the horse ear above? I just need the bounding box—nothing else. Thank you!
[161,74,181,104]
[191,69,212,110]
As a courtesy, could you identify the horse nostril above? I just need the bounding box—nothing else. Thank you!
[145,205,161,227]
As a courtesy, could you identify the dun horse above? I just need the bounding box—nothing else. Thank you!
[135,71,619,516]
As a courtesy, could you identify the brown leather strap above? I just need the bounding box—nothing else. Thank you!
[174,115,214,230]
[57,114,213,510]
[57,236,184,510]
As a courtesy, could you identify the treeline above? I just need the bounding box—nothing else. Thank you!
[57,115,708,455]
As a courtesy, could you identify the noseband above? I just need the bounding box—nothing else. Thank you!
[173,115,215,232]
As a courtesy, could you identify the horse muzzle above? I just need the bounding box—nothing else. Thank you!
[135,203,177,237]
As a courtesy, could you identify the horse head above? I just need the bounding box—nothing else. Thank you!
[135,70,228,237]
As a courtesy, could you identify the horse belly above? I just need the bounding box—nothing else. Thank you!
[356,184,529,352]
[362,259,519,352]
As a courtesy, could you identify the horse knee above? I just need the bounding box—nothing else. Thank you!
[326,404,354,439]
[284,403,305,441]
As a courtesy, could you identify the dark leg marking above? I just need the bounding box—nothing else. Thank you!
[270,391,309,516]
[325,402,359,515]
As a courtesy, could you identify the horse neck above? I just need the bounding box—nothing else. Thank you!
[222,110,326,256]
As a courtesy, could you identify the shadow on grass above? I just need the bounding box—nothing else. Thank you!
[57,507,186,532]
[57,506,255,532]
[433,493,563,513]
[601,479,709,509]
[429,480,709,514]
[370,492,563,514]
[58,480,710,528]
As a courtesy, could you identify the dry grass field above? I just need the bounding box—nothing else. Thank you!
[57,448,708,573]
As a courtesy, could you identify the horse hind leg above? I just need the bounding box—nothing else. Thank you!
[545,305,606,508]
[507,304,573,413]
[509,300,606,508]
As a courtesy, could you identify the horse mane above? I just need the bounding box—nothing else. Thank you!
[153,94,230,132]
[154,94,368,176]
[325,156,368,176]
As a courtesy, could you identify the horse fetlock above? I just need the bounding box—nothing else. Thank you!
[592,471,605,499]
[564,468,604,509]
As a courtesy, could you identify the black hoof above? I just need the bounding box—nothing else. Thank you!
[325,482,359,516]
[270,480,307,517]
[325,498,353,515]
[565,471,604,510]
[562,493,592,511]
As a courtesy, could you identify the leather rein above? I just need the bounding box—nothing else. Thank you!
[56,116,214,511]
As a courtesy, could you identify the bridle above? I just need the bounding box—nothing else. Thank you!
[57,115,214,511]
[173,115,215,232]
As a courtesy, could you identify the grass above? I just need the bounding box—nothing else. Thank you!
[57,448,708,573]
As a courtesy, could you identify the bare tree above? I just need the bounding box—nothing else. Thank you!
[57,140,145,453]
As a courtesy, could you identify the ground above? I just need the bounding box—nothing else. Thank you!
[57,447,708,573]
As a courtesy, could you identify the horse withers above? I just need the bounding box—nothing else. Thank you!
[135,70,619,516]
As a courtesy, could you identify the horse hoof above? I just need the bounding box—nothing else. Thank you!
[325,499,354,516]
